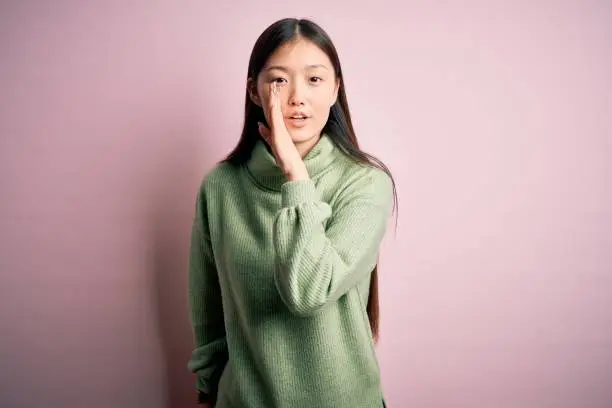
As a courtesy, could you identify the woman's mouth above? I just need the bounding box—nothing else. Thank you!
[286,115,310,127]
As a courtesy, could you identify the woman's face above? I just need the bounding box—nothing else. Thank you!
[250,38,339,151]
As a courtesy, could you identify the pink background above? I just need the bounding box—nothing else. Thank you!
[1,1,611,407]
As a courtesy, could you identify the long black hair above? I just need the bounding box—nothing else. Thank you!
[223,18,398,342]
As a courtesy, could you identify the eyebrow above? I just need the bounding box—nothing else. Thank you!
[264,64,329,72]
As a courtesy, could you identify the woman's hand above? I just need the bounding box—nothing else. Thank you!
[257,82,309,181]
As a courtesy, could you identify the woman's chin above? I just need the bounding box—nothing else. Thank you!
[288,128,320,144]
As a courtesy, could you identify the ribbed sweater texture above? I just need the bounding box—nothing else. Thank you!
[187,134,393,407]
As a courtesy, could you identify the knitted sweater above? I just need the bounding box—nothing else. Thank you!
[187,134,393,408]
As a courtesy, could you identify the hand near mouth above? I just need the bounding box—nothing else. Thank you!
[257,82,310,181]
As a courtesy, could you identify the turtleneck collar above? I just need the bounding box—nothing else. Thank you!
[245,133,337,191]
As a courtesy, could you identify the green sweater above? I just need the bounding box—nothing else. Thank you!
[187,134,393,407]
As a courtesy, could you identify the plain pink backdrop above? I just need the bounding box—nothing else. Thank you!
[1,1,611,407]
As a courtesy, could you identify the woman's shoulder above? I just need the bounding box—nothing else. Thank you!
[335,154,392,192]
[330,155,394,208]
[197,160,240,194]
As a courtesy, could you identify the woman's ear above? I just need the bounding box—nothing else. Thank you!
[247,78,261,107]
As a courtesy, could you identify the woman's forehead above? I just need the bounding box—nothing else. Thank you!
[264,39,333,71]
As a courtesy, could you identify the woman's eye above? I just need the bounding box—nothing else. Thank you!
[310,76,323,83]
[273,78,287,84]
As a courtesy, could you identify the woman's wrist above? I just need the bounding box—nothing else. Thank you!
[285,161,309,181]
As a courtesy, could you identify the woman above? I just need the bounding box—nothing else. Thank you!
[187,17,398,407]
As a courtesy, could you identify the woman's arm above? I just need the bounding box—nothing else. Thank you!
[187,188,227,399]
[272,170,393,316]
[260,81,394,317]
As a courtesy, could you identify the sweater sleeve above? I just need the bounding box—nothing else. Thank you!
[272,168,393,317]
[187,189,227,394]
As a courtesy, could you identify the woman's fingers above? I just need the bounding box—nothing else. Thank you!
[268,82,286,135]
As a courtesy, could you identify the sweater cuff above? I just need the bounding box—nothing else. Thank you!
[281,179,319,207]
[195,375,210,394]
